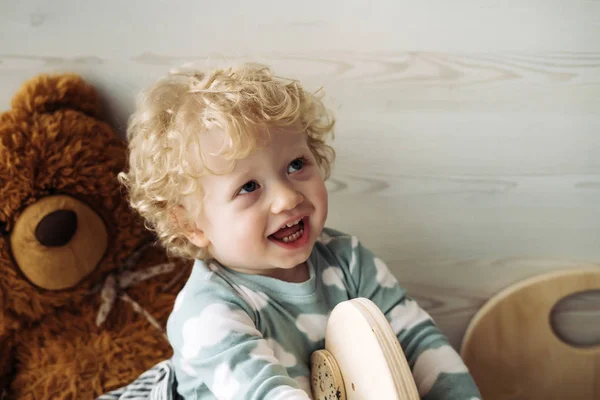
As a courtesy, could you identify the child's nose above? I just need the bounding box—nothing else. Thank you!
[270,183,304,214]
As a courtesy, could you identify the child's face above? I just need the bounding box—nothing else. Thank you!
[186,126,328,276]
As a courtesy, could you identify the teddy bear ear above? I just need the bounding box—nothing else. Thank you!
[10,73,103,119]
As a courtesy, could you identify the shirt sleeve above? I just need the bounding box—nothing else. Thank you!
[326,231,482,400]
[167,281,312,400]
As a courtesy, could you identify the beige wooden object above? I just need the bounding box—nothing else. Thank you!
[311,298,419,400]
[311,348,346,400]
[460,268,600,400]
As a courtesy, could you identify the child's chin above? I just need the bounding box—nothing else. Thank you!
[278,254,310,270]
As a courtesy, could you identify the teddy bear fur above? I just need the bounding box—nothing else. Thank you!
[0,74,192,399]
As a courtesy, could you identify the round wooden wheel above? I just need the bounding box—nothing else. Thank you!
[311,349,346,400]
[311,298,419,400]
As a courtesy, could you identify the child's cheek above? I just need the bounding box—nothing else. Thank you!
[318,180,329,211]
[234,217,263,249]
[312,179,329,231]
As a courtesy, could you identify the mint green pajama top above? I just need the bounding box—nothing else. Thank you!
[167,228,482,400]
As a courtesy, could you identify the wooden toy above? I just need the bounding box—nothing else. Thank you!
[311,298,420,400]
[461,268,600,400]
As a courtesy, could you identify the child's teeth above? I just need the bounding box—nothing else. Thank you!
[284,219,301,229]
[282,228,304,243]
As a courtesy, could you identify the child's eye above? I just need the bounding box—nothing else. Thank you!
[238,181,260,195]
[288,157,306,174]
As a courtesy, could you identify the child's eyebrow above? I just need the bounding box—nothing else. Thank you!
[219,141,309,189]
[288,144,309,153]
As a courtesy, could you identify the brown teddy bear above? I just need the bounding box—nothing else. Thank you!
[0,74,192,399]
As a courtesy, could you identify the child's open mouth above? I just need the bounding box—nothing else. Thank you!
[268,217,310,248]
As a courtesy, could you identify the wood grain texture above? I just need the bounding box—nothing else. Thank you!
[1,0,599,350]
[461,268,600,399]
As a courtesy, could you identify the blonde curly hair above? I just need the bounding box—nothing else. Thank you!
[119,63,335,260]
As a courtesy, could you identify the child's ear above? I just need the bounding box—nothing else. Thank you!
[170,206,210,248]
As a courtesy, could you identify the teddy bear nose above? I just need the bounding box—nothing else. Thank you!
[35,210,78,247]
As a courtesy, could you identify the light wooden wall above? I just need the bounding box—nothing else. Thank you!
[1,0,599,349]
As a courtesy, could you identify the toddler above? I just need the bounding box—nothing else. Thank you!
[120,64,481,399]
